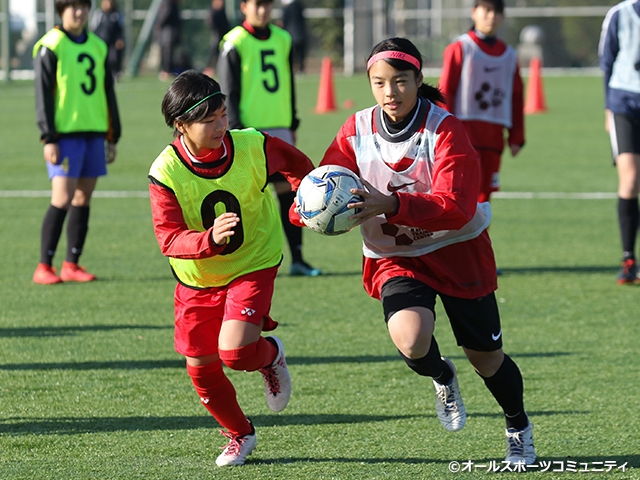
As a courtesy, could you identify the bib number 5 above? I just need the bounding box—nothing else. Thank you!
[261,50,279,93]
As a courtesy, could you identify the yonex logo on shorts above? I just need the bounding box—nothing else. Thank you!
[241,308,256,316]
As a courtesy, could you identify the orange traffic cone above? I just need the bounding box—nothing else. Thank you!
[524,56,547,114]
[315,57,336,113]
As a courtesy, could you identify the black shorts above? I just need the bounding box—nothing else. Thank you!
[380,276,503,352]
[609,113,640,161]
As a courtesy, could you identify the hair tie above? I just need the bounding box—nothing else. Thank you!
[181,91,222,116]
[367,51,421,71]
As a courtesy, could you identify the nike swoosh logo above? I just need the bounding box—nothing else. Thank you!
[387,180,417,192]
[492,331,502,341]
[484,66,500,72]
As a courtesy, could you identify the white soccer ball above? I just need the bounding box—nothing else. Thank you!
[296,165,364,236]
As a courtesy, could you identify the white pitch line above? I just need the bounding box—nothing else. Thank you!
[0,190,151,198]
[492,192,617,199]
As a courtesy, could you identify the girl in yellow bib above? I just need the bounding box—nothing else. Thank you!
[32,0,121,284]
[149,70,315,467]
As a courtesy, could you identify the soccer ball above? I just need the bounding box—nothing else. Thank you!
[296,165,364,235]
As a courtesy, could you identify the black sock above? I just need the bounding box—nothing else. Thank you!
[66,205,90,263]
[618,197,639,258]
[278,191,303,263]
[479,354,528,430]
[398,337,453,384]
[40,205,67,265]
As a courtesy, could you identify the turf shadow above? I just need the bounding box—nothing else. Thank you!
[0,359,184,370]
[0,352,573,370]
[509,351,574,359]
[498,265,619,276]
[467,409,590,419]
[0,324,171,338]
[0,413,420,435]
[286,354,398,366]
[287,351,574,366]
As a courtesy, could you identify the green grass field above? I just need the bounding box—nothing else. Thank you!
[0,73,639,479]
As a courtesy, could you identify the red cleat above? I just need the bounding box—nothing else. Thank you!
[33,263,63,285]
[60,261,97,282]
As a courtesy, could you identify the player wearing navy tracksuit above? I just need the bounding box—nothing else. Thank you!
[599,0,640,284]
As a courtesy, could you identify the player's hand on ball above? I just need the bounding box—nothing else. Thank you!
[211,212,239,246]
[348,179,399,225]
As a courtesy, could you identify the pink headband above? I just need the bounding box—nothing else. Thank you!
[366,51,421,71]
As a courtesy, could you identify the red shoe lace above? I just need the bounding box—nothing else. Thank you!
[219,430,247,455]
[259,365,281,395]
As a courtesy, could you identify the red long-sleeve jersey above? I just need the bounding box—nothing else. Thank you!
[439,30,524,153]
[318,103,497,300]
[149,131,314,260]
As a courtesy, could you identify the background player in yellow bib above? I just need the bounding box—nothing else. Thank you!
[32,0,121,284]
[217,0,320,277]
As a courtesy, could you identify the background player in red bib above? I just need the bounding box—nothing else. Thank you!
[32,0,121,284]
[439,0,524,206]
[295,37,535,465]
[149,71,314,466]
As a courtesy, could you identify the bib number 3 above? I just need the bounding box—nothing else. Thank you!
[78,53,97,95]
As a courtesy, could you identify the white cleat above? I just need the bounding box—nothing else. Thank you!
[259,336,292,412]
[215,427,257,467]
[432,357,466,432]
[505,422,536,465]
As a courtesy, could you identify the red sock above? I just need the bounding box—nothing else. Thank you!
[186,361,252,436]
[219,337,277,372]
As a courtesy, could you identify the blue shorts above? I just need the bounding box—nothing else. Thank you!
[47,136,108,180]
